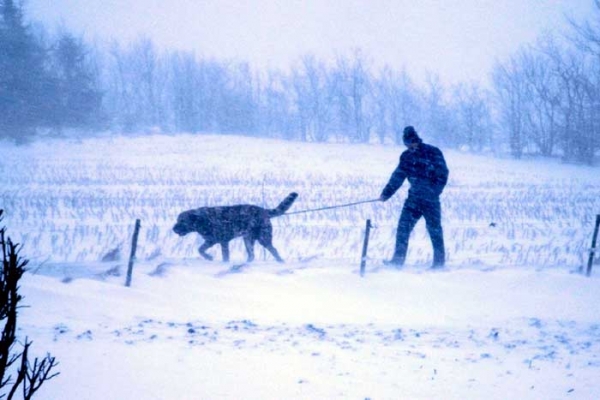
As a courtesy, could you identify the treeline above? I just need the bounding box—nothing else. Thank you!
[0,0,102,141]
[1,0,599,163]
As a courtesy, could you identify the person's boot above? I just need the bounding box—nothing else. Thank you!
[431,256,445,269]
[383,257,404,267]
[432,249,445,269]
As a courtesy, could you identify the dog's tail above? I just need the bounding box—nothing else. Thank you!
[268,192,298,217]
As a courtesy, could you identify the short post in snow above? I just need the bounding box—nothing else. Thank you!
[360,219,372,277]
[586,214,600,277]
[125,219,141,287]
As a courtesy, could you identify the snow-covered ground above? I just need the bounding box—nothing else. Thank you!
[2,134,600,399]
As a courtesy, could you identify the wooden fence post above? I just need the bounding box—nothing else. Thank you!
[125,219,141,287]
[360,219,372,277]
[586,214,600,277]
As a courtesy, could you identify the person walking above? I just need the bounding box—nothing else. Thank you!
[379,126,449,268]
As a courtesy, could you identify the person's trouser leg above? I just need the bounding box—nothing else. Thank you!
[392,199,421,264]
[423,198,445,267]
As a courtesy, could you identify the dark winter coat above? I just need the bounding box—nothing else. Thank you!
[380,143,449,201]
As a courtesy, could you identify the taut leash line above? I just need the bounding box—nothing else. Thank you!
[284,198,380,216]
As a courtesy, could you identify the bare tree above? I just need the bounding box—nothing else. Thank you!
[255,70,293,139]
[131,37,163,130]
[102,37,171,133]
[289,55,334,142]
[104,41,138,132]
[168,51,198,132]
[492,52,530,158]
[518,39,562,156]
[333,50,372,143]
[371,68,389,145]
[218,61,258,134]
[373,66,421,145]
[550,48,597,164]
[565,1,600,163]
[423,74,456,148]
[452,82,494,152]
[566,0,600,58]
[168,52,227,133]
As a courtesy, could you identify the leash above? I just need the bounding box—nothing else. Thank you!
[284,198,380,215]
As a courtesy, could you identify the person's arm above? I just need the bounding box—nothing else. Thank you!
[380,157,407,201]
[431,148,449,194]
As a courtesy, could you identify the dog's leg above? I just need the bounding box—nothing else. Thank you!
[258,236,284,263]
[198,241,215,261]
[243,236,255,262]
[265,245,284,263]
[257,225,284,263]
[220,241,230,262]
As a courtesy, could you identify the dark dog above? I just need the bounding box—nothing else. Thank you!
[173,193,298,263]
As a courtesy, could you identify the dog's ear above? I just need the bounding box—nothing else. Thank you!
[191,208,209,227]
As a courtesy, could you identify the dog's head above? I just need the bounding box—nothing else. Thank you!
[173,209,207,236]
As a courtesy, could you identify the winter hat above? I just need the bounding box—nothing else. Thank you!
[402,125,422,146]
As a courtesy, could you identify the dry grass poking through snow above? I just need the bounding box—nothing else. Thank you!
[1,133,599,270]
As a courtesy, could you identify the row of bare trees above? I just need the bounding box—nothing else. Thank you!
[492,1,600,163]
[101,43,495,149]
[494,42,600,163]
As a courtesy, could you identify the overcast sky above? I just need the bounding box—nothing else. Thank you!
[26,0,596,86]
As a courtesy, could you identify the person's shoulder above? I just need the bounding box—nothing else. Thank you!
[423,142,443,154]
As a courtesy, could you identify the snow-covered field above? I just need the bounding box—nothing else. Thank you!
[2,134,600,399]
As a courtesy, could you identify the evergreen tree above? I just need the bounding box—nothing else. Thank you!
[50,31,102,132]
[0,0,53,141]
